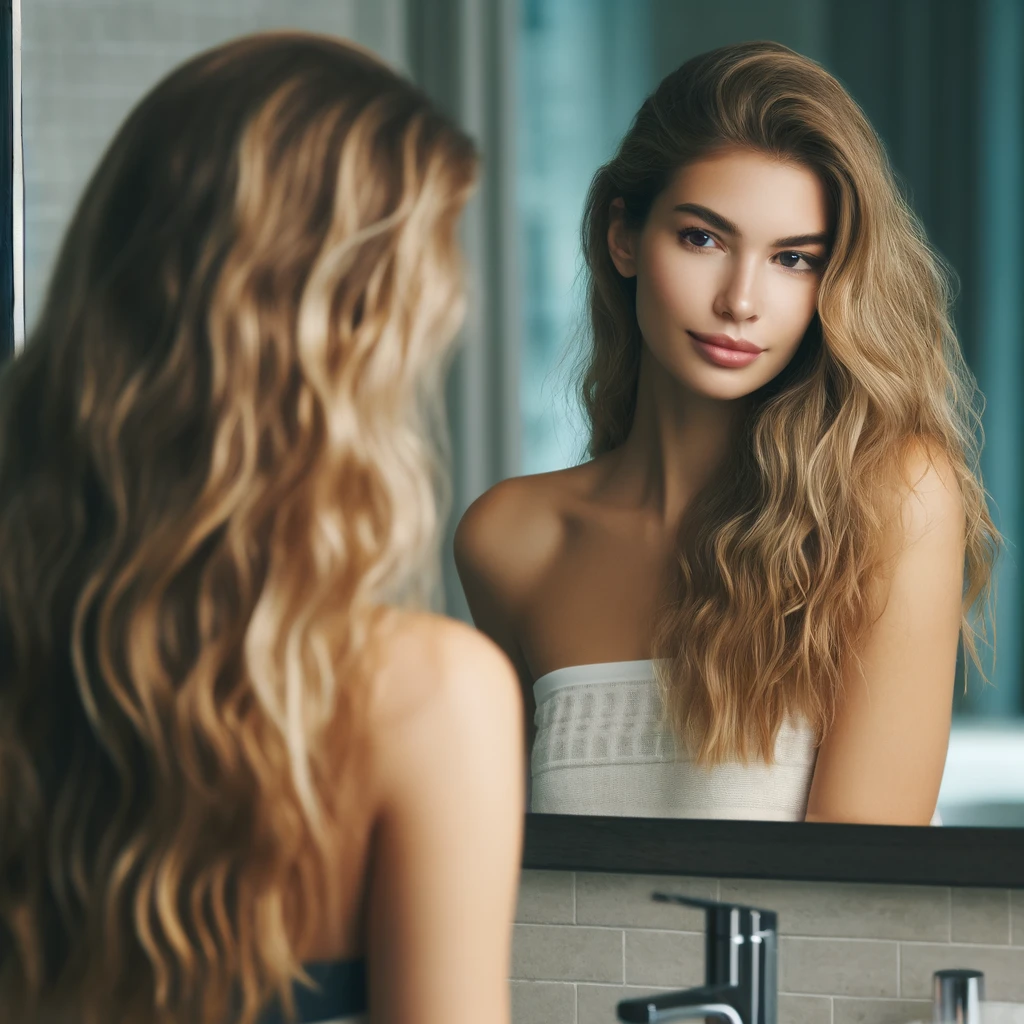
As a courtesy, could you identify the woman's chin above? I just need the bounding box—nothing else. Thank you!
[674,371,768,404]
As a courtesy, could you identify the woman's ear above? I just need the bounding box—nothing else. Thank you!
[607,198,638,278]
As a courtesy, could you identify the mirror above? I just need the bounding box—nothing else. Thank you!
[7,0,1022,841]
[461,0,1024,829]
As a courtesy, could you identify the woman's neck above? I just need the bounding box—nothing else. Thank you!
[597,346,749,529]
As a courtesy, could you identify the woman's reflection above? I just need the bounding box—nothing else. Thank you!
[455,40,1000,826]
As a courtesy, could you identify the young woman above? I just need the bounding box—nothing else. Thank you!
[0,32,524,1024]
[456,40,999,826]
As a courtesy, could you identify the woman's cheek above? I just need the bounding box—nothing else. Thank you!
[768,281,818,341]
[649,255,704,321]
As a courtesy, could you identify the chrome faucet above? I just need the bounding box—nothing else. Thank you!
[617,893,778,1024]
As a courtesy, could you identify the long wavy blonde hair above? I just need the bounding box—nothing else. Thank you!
[576,41,1000,765]
[0,32,476,1024]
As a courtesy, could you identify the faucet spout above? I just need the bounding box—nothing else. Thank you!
[617,983,744,1023]
[617,894,778,1024]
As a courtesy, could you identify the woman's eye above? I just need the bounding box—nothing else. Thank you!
[777,251,819,271]
[680,228,716,249]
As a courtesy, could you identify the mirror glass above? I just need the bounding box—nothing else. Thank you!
[509,0,1023,827]
[10,0,1022,832]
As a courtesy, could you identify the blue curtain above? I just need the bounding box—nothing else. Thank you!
[974,0,1023,715]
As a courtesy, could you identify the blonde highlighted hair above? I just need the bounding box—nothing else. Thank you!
[0,32,476,1024]
[576,40,999,764]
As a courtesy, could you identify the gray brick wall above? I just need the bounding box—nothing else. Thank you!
[513,870,1024,1024]
[22,0,404,331]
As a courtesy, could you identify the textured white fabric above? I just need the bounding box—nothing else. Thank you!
[531,659,944,824]
[531,659,817,819]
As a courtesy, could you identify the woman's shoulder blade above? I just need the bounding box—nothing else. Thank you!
[368,609,519,723]
[365,609,523,800]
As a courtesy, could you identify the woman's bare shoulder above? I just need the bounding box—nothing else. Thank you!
[367,608,520,724]
[453,464,599,606]
[363,607,524,802]
[887,437,966,554]
[455,469,572,553]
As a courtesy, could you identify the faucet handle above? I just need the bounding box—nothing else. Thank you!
[652,892,778,933]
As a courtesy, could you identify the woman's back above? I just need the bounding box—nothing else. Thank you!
[268,606,520,1015]
[0,31,523,1024]
[258,609,523,1023]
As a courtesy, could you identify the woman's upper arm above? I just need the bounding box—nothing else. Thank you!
[364,621,525,1024]
[452,480,537,660]
[804,449,967,825]
[453,480,559,751]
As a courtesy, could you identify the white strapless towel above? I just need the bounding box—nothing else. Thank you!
[530,659,943,824]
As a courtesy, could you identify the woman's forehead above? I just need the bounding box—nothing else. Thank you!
[659,150,830,240]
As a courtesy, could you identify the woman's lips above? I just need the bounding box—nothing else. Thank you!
[687,330,763,368]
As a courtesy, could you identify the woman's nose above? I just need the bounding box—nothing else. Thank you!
[713,258,760,322]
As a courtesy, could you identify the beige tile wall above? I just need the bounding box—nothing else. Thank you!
[512,870,1024,1024]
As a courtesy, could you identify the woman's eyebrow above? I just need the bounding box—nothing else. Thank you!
[773,232,830,248]
[673,202,830,248]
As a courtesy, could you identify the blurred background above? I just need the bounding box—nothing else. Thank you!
[5,0,1023,822]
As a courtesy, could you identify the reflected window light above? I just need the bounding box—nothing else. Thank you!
[516,0,652,474]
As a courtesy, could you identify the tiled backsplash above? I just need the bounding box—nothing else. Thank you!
[512,870,1024,1024]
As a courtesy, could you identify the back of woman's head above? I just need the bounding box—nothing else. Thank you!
[0,32,476,1024]
[577,41,998,764]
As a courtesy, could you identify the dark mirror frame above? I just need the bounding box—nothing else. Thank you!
[523,816,1024,889]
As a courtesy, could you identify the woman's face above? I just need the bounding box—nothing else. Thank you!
[608,147,830,402]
